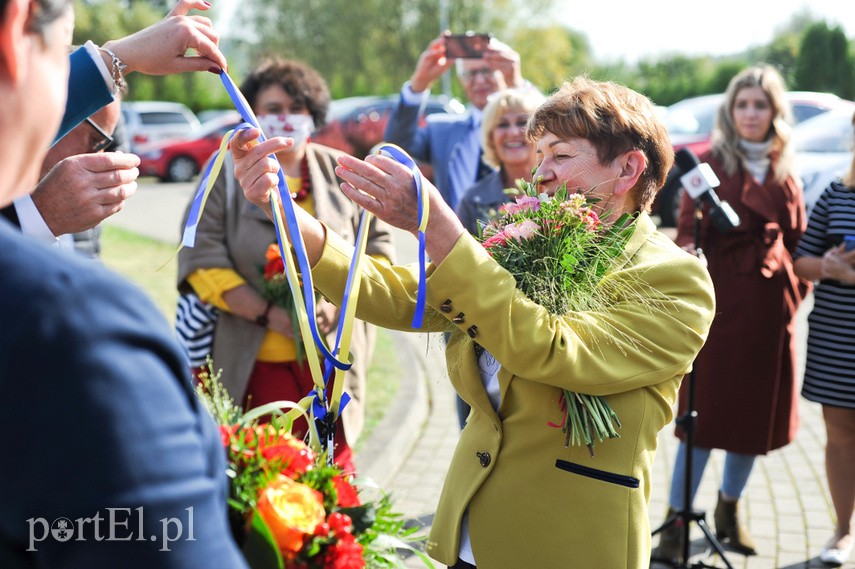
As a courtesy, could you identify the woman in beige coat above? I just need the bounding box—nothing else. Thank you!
[177,59,395,472]
[231,77,715,568]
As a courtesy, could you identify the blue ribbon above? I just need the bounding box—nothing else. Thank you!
[184,72,352,372]
[374,144,427,328]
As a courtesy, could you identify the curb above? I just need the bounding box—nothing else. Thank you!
[354,330,430,488]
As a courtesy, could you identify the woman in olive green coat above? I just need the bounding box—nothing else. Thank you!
[231,77,716,568]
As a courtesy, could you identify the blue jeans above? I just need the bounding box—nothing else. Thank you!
[667,441,757,510]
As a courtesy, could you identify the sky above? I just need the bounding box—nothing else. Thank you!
[556,0,852,63]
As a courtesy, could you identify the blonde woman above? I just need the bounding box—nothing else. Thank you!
[658,64,811,562]
[455,87,545,236]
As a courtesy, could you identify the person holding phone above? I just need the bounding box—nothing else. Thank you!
[385,31,533,429]
[793,110,855,566]
[384,31,528,212]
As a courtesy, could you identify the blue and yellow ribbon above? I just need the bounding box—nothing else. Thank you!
[181,71,429,461]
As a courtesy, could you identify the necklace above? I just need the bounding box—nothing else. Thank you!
[291,154,311,202]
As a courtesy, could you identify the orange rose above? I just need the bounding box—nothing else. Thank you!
[257,475,326,559]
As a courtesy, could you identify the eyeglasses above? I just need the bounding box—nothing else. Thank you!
[85,117,114,153]
[459,68,497,83]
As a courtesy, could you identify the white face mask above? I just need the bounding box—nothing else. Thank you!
[257,114,315,149]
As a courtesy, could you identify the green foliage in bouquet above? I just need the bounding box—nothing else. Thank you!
[480,179,638,455]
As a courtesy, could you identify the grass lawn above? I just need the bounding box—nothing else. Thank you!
[99,225,398,447]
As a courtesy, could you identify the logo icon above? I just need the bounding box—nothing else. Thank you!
[51,518,74,542]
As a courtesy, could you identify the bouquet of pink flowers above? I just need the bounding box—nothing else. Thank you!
[480,181,637,455]
[195,366,434,569]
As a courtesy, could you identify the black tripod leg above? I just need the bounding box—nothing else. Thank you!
[695,518,735,569]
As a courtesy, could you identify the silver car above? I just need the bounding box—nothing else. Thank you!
[793,105,855,215]
[121,101,201,153]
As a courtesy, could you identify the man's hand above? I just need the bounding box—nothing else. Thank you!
[32,153,140,236]
[409,34,455,93]
[483,39,524,88]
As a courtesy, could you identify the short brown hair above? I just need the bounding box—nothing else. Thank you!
[528,77,673,212]
[240,58,330,128]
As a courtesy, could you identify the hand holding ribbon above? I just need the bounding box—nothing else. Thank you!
[335,152,466,268]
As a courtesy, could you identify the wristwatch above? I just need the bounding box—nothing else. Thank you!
[255,301,274,327]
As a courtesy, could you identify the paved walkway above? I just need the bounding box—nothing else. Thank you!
[109,183,853,568]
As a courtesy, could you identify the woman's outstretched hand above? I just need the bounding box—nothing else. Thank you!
[102,0,228,76]
[335,153,465,264]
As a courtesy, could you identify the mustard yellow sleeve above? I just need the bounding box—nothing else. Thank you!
[186,268,247,312]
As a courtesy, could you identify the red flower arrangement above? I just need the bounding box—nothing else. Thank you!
[196,365,434,569]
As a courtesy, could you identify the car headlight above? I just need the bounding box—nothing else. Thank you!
[140,150,163,160]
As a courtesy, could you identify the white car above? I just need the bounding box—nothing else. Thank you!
[121,101,201,153]
[793,106,855,215]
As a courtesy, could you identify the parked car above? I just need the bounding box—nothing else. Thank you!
[793,105,855,215]
[122,101,201,153]
[138,111,241,182]
[140,94,465,184]
[313,94,466,159]
[655,91,855,226]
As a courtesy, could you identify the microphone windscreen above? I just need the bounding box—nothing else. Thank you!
[675,147,701,173]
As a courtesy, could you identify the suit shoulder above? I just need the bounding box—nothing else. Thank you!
[0,229,169,342]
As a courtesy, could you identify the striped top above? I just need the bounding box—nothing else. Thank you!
[174,292,219,369]
[794,181,855,408]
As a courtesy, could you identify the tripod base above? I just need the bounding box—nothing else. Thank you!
[651,509,735,569]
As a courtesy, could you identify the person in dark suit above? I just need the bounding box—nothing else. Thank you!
[383,32,528,211]
[1,98,136,252]
[0,1,247,567]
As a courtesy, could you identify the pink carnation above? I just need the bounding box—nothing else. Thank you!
[482,231,509,249]
[500,195,541,215]
[504,219,539,241]
[584,210,601,230]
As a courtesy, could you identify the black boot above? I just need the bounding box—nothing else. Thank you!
[713,492,757,555]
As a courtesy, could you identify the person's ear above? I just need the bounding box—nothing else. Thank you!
[613,149,646,197]
[0,0,31,82]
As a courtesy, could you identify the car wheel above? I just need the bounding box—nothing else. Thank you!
[167,156,199,183]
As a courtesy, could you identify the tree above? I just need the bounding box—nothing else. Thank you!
[512,26,591,94]
[795,22,855,99]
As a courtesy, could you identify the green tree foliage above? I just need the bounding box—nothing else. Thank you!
[512,26,590,94]
[69,1,854,113]
[794,22,855,99]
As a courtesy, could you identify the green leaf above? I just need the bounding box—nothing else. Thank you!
[241,510,284,569]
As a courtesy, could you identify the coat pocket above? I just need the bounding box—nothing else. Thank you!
[555,459,639,489]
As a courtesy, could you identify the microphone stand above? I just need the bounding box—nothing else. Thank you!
[651,201,734,569]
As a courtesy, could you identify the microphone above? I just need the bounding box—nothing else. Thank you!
[675,148,741,233]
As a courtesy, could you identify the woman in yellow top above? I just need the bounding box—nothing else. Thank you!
[177,59,395,473]
[230,77,715,568]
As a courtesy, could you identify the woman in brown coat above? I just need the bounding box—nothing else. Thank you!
[657,65,811,562]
